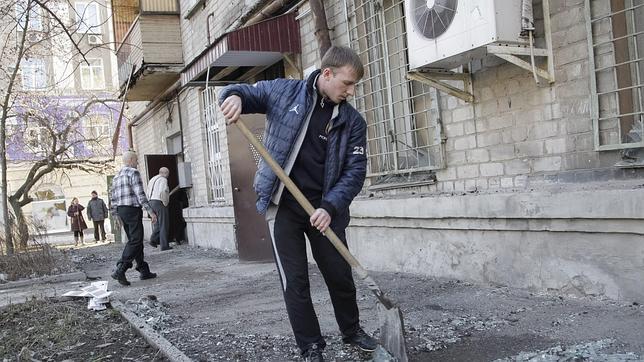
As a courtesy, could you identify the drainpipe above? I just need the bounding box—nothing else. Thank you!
[126,80,182,150]
[244,0,292,26]
[128,80,182,128]
[309,0,332,58]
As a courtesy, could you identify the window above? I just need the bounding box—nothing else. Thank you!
[21,58,47,90]
[75,1,101,34]
[345,0,444,178]
[82,114,111,154]
[586,0,644,150]
[203,87,226,202]
[25,126,49,154]
[16,0,42,31]
[80,58,105,90]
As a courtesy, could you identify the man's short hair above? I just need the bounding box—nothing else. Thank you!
[159,167,170,176]
[320,45,364,79]
[122,151,137,164]
[91,191,97,195]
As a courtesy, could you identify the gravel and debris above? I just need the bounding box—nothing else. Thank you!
[123,295,182,331]
[495,339,641,361]
[2,243,644,361]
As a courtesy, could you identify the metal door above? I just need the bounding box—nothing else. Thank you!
[227,115,273,262]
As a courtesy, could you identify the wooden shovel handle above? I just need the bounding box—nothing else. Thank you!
[235,118,394,309]
[235,119,363,267]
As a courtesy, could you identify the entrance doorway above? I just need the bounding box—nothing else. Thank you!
[226,114,273,262]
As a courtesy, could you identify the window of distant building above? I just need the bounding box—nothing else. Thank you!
[586,0,644,150]
[82,114,111,154]
[75,1,101,34]
[80,58,105,90]
[16,0,42,31]
[21,58,47,90]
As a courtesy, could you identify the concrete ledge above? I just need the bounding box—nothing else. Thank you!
[0,271,86,290]
[111,300,192,362]
[352,188,644,220]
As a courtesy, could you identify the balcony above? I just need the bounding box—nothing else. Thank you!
[113,0,183,101]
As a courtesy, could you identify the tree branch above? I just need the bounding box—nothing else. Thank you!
[32,0,89,65]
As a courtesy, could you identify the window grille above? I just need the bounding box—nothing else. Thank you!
[586,0,644,150]
[202,87,226,202]
[344,0,444,177]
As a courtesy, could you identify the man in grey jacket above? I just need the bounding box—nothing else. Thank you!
[87,191,109,242]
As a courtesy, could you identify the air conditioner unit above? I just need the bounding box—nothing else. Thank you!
[404,0,527,70]
[87,34,103,45]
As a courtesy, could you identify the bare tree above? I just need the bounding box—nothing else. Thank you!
[0,0,125,253]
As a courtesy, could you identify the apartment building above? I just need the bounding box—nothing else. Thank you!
[113,0,644,300]
[4,0,122,233]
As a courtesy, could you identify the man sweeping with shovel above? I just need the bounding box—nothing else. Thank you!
[219,46,378,361]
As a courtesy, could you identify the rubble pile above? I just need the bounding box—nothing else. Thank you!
[124,295,180,331]
[403,313,508,352]
[495,339,641,361]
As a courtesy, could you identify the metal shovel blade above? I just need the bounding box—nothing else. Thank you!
[377,304,408,362]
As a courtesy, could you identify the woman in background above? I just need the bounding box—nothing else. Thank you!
[67,197,88,246]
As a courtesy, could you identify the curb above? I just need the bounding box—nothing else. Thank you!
[0,271,87,290]
[111,300,192,362]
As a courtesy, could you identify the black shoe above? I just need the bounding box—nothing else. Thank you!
[149,241,159,248]
[135,262,157,280]
[111,263,131,286]
[342,328,378,352]
[302,344,324,362]
[160,246,173,251]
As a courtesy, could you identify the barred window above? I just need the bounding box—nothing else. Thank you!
[586,0,644,150]
[202,87,226,202]
[345,0,444,178]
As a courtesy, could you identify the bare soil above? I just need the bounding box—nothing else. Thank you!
[0,244,76,282]
[0,298,168,361]
[2,242,643,361]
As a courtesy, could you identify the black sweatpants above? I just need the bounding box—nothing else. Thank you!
[268,199,359,353]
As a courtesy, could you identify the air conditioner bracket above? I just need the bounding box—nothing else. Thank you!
[407,69,474,103]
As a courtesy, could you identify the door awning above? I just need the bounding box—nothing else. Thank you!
[181,13,300,85]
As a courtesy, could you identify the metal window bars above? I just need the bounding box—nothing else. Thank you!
[202,86,227,202]
[585,0,644,150]
[344,0,444,177]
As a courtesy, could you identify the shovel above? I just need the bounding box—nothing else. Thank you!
[235,118,408,361]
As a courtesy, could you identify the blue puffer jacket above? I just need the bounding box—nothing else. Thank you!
[219,70,367,228]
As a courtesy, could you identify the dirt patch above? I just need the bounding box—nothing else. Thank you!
[0,244,77,282]
[0,298,168,361]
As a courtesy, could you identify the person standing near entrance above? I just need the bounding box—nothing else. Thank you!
[219,46,376,362]
[110,151,157,286]
[67,197,87,246]
[87,191,109,242]
[147,167,171,251]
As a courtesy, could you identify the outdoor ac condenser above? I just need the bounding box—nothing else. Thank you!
[404,0,528,70]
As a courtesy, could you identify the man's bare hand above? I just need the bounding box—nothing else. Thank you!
[220,95,242,124]
[310,208,331,232]
[150,212,158,224]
